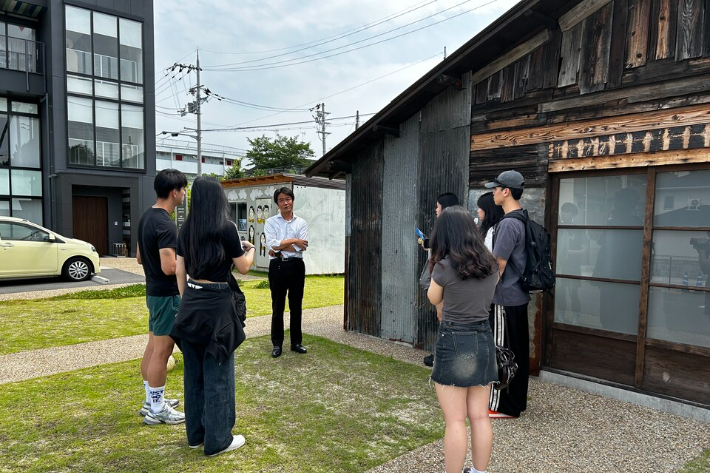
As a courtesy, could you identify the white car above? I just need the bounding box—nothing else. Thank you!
[0,216,101,282]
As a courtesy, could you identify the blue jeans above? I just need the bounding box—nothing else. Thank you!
[182,340,236,455]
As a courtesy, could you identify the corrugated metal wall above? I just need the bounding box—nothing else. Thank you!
[415,72,473,350]
[348,140,384,336]
[380,113,421,343]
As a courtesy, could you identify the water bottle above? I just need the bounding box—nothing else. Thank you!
[697,274,704,287]
[682,272,689,292]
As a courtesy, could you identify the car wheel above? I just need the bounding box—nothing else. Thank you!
[63,257,93,282]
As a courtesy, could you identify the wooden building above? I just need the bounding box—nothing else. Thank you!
[307,0,710,408]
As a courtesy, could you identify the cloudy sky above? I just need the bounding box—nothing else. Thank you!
[153,0,518,165]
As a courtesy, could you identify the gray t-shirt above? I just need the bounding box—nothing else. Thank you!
[431,257,498,324]
[492,209,531,306]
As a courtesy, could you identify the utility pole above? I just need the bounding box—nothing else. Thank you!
[355,110,359,129]
[444,46,447,59]
[196,50,202,176]
[313,102,330,157]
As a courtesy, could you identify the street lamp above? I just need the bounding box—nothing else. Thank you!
[160,129,201,176]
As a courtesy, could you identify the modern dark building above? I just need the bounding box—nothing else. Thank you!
[1,0,155,256]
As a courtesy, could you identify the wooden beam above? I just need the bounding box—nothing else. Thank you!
[524,9,559,30]
[437,74,463,89]
[472,104,710,151]
[548,147,710,172]
[371,124,400,137]
[559,0,613,31]
[469,30,551,85]
[540,74,710,113]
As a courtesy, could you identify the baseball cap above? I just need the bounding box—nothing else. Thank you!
[484,170,525,189]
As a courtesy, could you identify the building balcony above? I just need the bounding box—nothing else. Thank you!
[0,36,44,74]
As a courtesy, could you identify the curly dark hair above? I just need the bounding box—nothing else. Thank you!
[428,206,498,280]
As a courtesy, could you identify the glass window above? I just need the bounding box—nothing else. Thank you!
[95,101,120,167]
[0,113,8,166]
[119,18,143,84]
[65,5,92,75]
[67,75,93,96]
[10,169,41,196]
[554,278,640,334]
[0,169,8,194]
[647,287,710,348]
[93,12,118,80]
[67,96,94,166]
[95,79,119,100]
[121,104,144,169]
[7,25,36,72]
[580,229,643,281]
[558,175,646,226]
[651,230,710,286]
[11,102,38,114]
[0,98,7,112]
[0,200,8,216]
[9,116,41,168]
[11,198,41,223]
[0,22,6,68]
[120,84,143,103]
[654,170,710,227]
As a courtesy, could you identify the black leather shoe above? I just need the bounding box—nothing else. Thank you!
[271,346,282,358]
[290,344,307,354]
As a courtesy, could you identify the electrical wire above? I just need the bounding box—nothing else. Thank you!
[204,0,494,71]
[197,0,435,56]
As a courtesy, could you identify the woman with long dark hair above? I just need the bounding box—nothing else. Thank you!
[427,206,499,473]
[171,177,255,457]
[477,192,504,251]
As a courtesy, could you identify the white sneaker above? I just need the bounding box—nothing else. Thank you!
[139,398,179,417]
[143,403,186,425]
[206,435,246,457]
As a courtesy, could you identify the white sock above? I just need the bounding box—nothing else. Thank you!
[143,380,151,404]
[473,468,486,473]
[148,385,165,413]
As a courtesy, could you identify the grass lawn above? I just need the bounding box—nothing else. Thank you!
[680,449,710,473]
[0,276,343,356]
[0,335,442,473]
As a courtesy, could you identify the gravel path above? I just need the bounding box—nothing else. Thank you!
[0,304,707,472]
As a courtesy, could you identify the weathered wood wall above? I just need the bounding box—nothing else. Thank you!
[470,0,710,189]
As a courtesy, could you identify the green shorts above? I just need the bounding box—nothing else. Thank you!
[146,295,181,336]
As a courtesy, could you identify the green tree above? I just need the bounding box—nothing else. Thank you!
[246,134,314,172]
[223,162,245,180]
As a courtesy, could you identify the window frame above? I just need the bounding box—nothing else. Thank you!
[63,3,146,173]
[0,98,43,224]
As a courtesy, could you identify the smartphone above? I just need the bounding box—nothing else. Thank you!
[415,227,427,240]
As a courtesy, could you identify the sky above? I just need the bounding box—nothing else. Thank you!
[153,0,519,166]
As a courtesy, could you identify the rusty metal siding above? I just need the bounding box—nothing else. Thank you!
[380,113,421,343]
[415,72,473,350]
[347,140,384,337]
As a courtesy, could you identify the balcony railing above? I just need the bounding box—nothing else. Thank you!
[0,36,44,73]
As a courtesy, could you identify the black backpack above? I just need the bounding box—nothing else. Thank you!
[498,209,555,293]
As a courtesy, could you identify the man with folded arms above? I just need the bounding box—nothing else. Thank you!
[265,187,309,358]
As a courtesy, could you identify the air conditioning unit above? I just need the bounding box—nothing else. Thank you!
[687,197,701,211]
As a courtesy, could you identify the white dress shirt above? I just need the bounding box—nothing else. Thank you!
[264,213,308,259]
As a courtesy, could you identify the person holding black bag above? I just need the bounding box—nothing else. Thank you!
[171,177,255,457]
[427,206,499,473]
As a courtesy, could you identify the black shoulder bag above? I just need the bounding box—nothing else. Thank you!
[495,320,518,391]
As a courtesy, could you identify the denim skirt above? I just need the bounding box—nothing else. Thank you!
[430,319,498,387]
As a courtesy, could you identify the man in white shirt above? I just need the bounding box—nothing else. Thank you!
[264,187,309,358]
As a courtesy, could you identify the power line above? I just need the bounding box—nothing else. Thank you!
[204,0,494,71]
[218,51,441,129]
[203,0,438,67]
[197,0,435,56]
[200,114,374,133]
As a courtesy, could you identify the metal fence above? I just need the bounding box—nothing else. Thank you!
[0,36,43,73]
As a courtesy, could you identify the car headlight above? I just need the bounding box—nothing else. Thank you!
[88,244,97,253]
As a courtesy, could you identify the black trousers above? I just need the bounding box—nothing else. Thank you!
[269,258,306,347]
[489,303,530,417]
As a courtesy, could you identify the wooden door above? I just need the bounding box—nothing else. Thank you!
[72,196,108,255]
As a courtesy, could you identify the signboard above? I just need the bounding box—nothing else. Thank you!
[175,194,188,232]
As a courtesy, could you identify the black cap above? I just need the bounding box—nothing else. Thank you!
[484,170,525,189]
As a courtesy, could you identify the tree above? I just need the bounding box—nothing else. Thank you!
[246,134,315,172]
[223,163,245,180]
